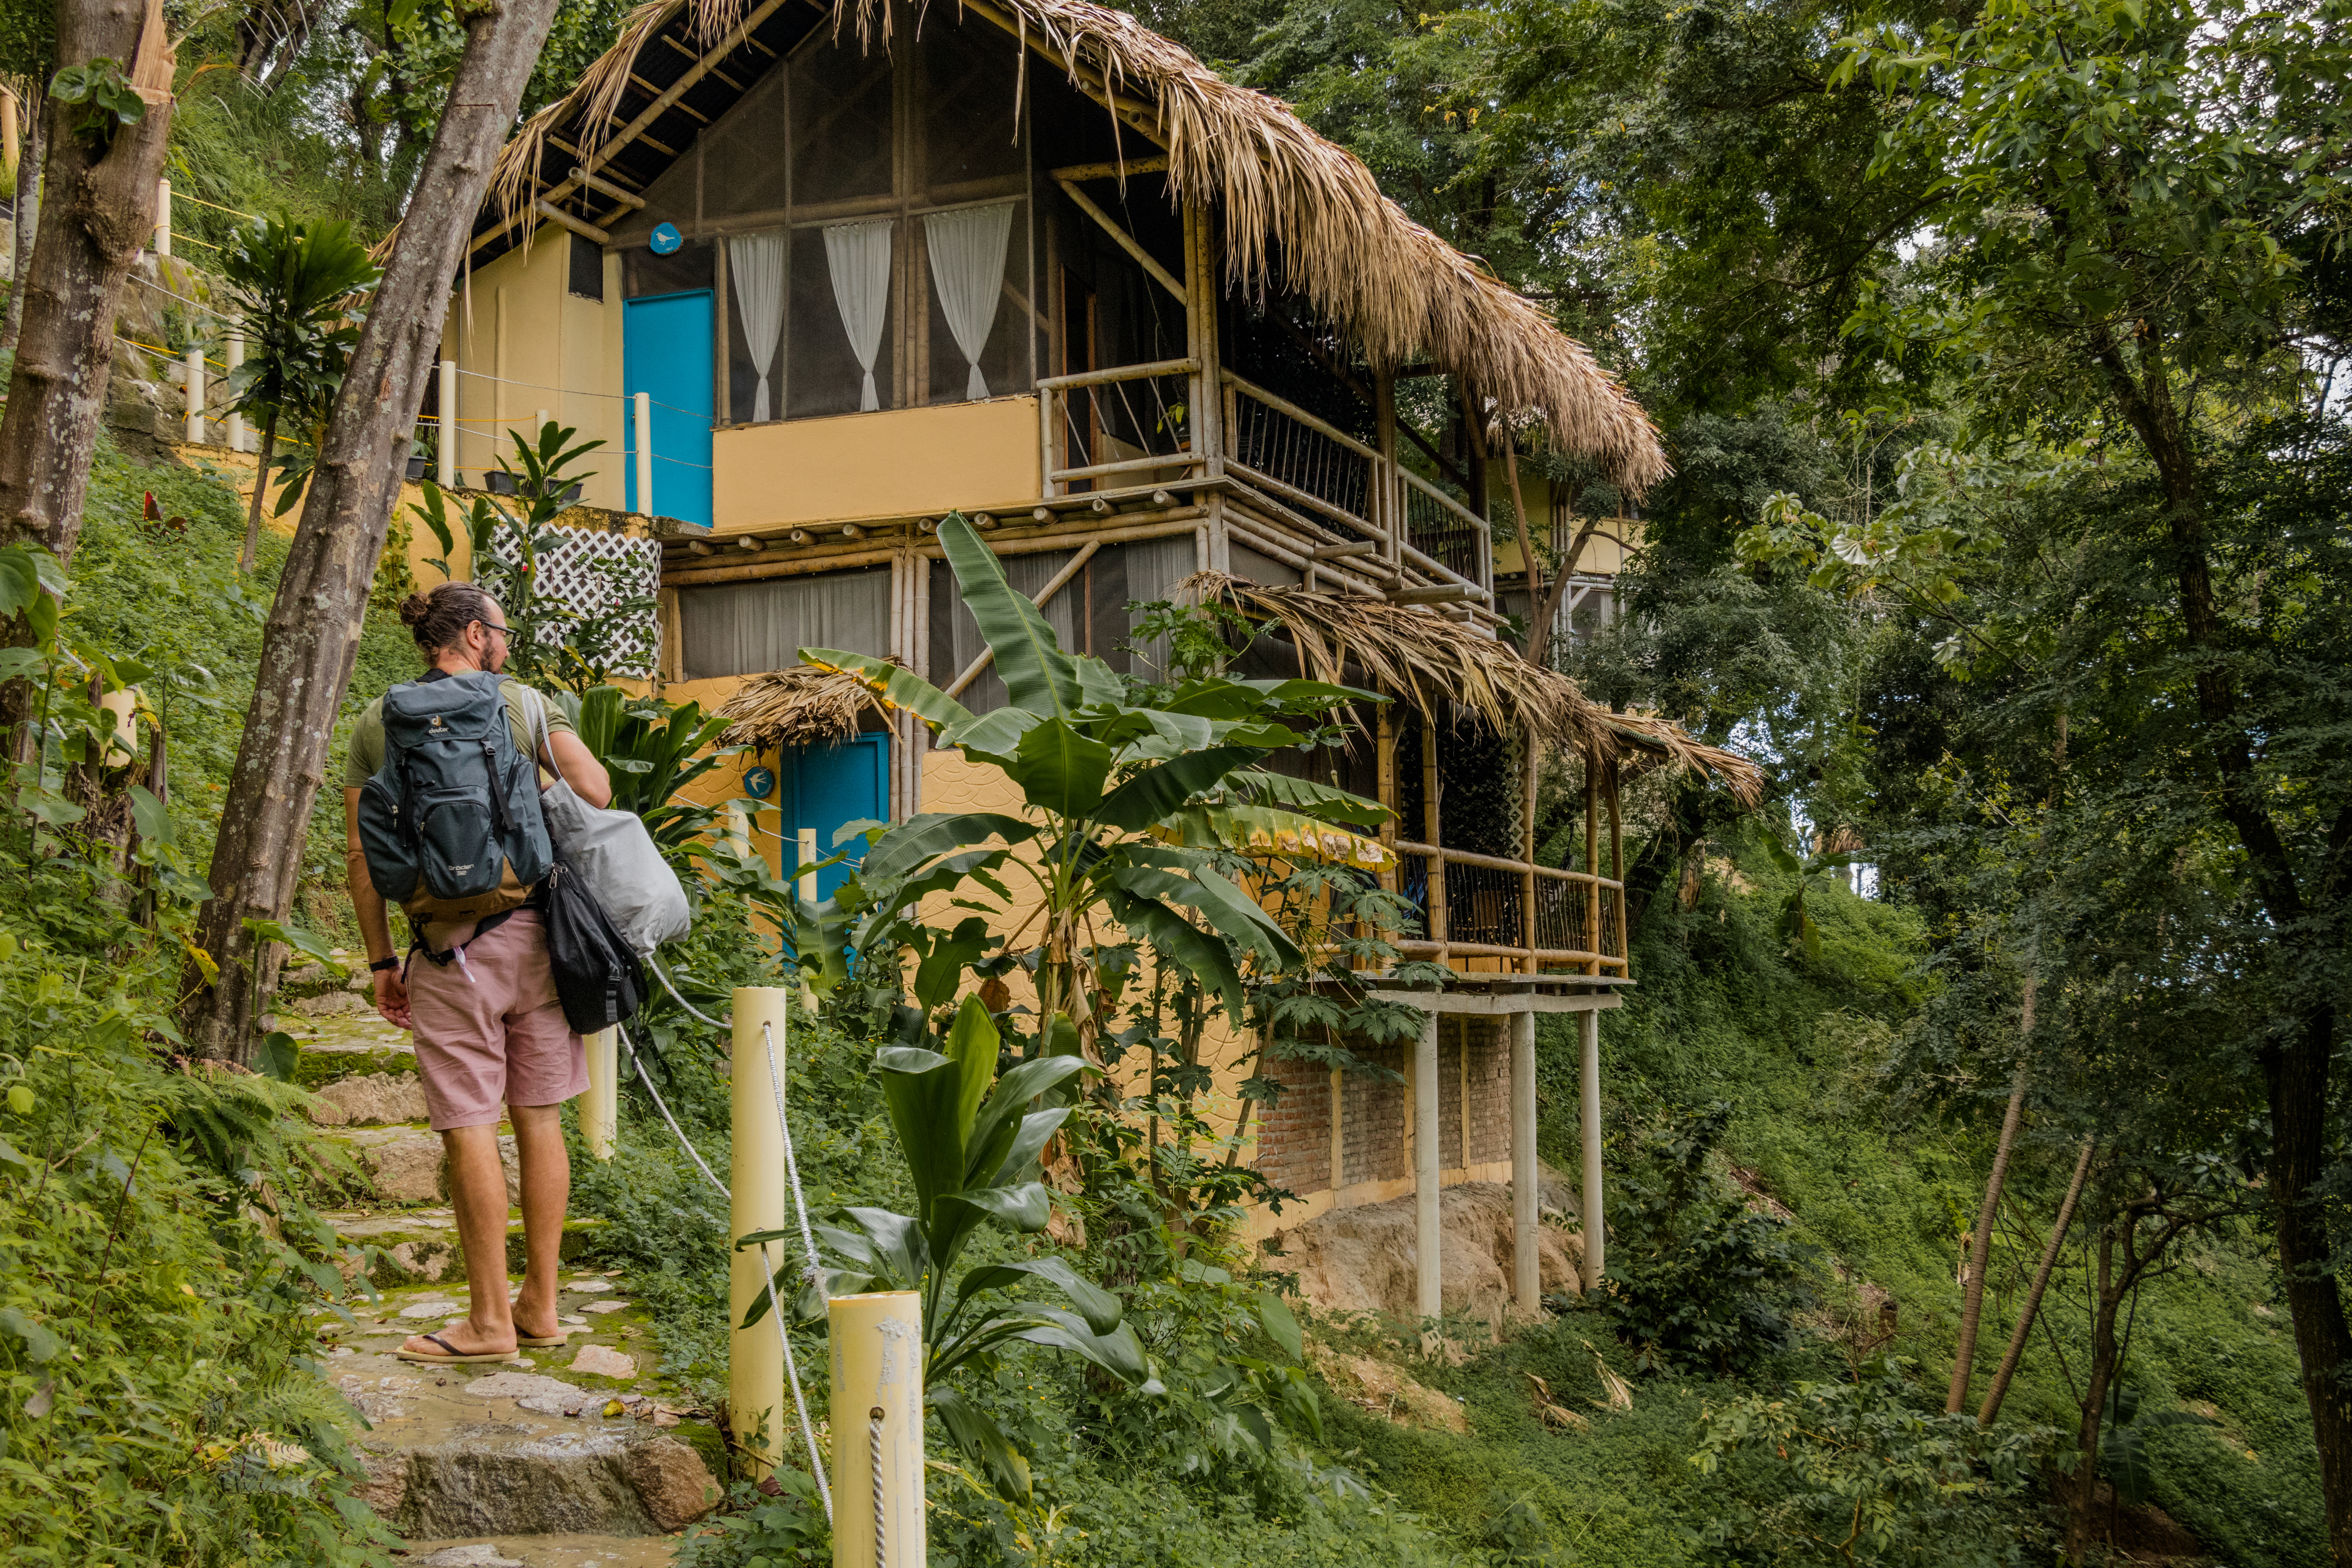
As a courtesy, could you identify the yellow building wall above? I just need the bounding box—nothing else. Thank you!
[442,237,626,514]
[710,397,1041,532]
[1486,464,1644,576]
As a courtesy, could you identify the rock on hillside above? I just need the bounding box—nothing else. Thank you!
[1267,1180,1583,1334]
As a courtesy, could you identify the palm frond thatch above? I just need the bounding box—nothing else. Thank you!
[486,0,1668,494]
[714,662,889,750]
[1185,572,1763,804]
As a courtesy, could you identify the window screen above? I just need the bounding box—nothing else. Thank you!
[924,199,1031,404]
[624,240,713,299]
[791,38,891,206]
[929,537,1198,700]
[679,566,891,680]
[569,234,605,299]
[916,24,1025,191]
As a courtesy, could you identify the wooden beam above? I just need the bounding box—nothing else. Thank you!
[573,168,646,209]
[1049,156,1171,182]
[471,0,793,255]
[663,32,745,91]
[1056,178,1184,303]
[1388,583,1484,606]
[943,540,1102,699]
[630,72,711,122]
[534,200,611,245]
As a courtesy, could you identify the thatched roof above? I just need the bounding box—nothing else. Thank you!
[1186,573,1764,804]
[485,0,1668,494]
[715,664,889,750]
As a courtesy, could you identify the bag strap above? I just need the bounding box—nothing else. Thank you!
[526,683,559,776]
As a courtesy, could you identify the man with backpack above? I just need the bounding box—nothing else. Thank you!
[344,581,613,1364]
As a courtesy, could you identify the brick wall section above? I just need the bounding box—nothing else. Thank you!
[1254,1018,1519,1190]
[1466,1016,1510,1165]
[1341,1040,1408,1185]
[1255,1049,1332,1197]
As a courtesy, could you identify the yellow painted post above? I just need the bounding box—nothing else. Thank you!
[633,392,653,515]
[829,1292,924,1568]
[153,177,170,257]
[581,1027,617,1160]
[437,360,459,487]
[225,333,245,454]
[731,986,793,1477]
[796,828,818,1009]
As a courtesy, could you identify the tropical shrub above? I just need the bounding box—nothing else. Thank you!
[1602,1102,1813,1376]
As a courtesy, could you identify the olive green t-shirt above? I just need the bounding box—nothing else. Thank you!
[343,673,574,788]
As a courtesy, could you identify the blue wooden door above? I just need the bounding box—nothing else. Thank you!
[623,291,714,527]
[780,733,891,902]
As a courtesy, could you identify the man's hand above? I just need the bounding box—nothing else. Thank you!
[373,966,412,1030]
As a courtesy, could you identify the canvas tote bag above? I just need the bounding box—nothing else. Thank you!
[532,691,693,955]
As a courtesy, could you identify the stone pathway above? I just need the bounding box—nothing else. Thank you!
[289,980,708,1564]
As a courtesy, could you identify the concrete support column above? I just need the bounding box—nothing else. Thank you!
[581,1027,617,1160]
[830,1291,925,1568]
[1414,1007,1441,1320]
[437,359,458,486]
[1579,1006,1605,1292]
[1510,1009,1539,1315]
[182,347,203,444]
[225,333,245,453]
[731,986,793,1476]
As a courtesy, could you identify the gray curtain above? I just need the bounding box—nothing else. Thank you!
[679,566,891,681]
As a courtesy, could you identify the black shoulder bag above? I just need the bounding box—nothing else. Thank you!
[543,857,648,1034]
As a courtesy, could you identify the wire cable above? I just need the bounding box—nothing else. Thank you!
[618,1021,832,1519]
[647,953,732,1030]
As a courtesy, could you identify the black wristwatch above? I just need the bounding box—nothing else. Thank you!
[369,957,401,974]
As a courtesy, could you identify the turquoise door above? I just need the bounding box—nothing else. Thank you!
[779,733,891,902]
[623,291,714,527]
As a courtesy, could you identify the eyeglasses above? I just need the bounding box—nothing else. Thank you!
[476,619,512,638]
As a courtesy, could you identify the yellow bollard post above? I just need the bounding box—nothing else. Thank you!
[730,986,793,1477]
[581,1027,617,1160]
[829,1291,924,1568]
[796,828,819,1010]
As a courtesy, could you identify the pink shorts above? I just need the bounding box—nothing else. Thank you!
[406,911,586,1131]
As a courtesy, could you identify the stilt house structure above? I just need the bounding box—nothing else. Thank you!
[452,0,1759,1318]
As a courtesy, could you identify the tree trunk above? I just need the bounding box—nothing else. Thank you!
[0,0,173,566]
[1978,1134,2096,1425]
[239,408,276,571]
[2091,323,2352,1564]
[2065,1221,2126,1562]
[175,0,563,1062]
[2,93,42,357]
[1947,982,2034,1413]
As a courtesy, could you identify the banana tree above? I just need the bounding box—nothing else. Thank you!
[742,998,1149,1499]
[804,514,1396,1041]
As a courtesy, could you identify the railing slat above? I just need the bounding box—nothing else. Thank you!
[1036,357,1200,391]
[1220,370,1383,461]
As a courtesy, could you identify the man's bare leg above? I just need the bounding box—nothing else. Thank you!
[399,1123,515,1357]
[508,1102,570,1340]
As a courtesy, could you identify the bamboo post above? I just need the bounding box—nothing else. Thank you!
[1510,1010,1539,1314]
[1456,1015,1470,1176]
[154,177,170,258]
[829,1291,925,1568]
[1328,1067,1345,1196]
[1579,1005,1604,1292]
[438,360,459,486]
[182,347,203,444]
[225,333,245,454]
[1375,703,1397,897]
[2,87,17,181]
[1422,719,1445,956]
[1413,1007,1441,1321]
[1606,759,1624,968]
[1374,366,1399,562]
[797,828,819,1009]
[730,986,793,1477]
[581,1027,617,1160]
[1038,381,1058,497]
[1521,740,1538,974]
[633,391,653,516]
[1583,751,1601,977]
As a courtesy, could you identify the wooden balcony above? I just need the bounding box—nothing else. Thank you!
[1039,361,1497,614]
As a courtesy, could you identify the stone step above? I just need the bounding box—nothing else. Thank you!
[331,1207,606,1285]
[325,1278,721,1551]
[401,1533,679,1566]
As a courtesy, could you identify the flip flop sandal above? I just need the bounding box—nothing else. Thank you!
[518,1332,570,1348]
[394,1332,517,1365]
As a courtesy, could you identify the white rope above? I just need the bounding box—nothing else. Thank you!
[648,953,733,1031]
[762,1019,826,1285]
[869,1406,888,1568]
[617,1023,833,1521]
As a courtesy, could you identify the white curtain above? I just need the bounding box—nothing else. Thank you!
[728,230,787,423]
[823,219,893,412]
[924,202,1014,401]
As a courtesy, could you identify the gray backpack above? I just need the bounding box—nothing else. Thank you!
[356,671,553,934]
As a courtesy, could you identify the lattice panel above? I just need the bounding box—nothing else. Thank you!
[490,524,665,677]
